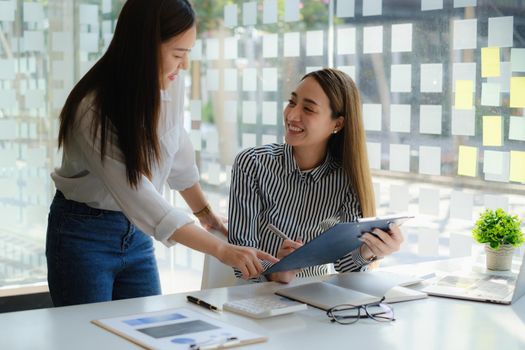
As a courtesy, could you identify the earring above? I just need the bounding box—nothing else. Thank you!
[333,129,338,134]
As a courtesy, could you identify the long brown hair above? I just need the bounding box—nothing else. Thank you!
[302,68,376,217]
[58,0,195,188]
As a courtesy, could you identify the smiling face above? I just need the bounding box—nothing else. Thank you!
[159,25,196,88]
[284,76,344,154]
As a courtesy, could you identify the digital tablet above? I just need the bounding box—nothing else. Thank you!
[263,215,413,274]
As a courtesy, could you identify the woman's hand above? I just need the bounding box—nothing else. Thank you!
[267,239,303,283]
[216,243,279,279]
[359,223,404,260]
[197,209,228,236]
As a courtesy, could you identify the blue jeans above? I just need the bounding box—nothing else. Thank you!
[46,191,161,306]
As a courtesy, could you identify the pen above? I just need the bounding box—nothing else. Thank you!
[190,337,240,350]
[186,295,221,312]
[268,224,290,240]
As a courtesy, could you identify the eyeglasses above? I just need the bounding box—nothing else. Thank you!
[326,297,395,325]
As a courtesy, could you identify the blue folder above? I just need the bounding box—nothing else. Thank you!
[263,216,412,274]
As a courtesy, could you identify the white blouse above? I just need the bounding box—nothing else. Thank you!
[51,76,199,246]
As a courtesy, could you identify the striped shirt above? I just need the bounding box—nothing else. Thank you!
[228,143,371,281]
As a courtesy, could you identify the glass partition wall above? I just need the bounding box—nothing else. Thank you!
[0,0,523,294]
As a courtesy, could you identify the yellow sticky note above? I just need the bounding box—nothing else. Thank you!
[455,80,473,110]
[510,151,525,183]
[458,145,478,177]
[510,77,525,108]
[482,116,502,146]
[481,47,500,77]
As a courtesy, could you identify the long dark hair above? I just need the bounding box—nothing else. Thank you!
[58,0,195,187]
[302,68,376,217]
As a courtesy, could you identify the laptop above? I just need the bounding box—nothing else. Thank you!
[422,253,525,305]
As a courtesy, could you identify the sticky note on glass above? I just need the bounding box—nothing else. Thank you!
[510,77,525,108]
[510,151,525,183]
[482,116,502,146]
[481,47,500,77]
[458,145,477,177]
[455,80,473,109]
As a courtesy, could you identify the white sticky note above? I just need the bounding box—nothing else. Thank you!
[481,83,500,106]
[366,142,381,170]
[363,26,383,54]
[454,0,477,7]
[363,0,382,16]
[306,31,323,56]
[488,16,513,48]
[262,101,277,125]
[389,184,409,212]
[23,30,45,52]
[284,0,300,22]
[190,100,201,121]
[337,0,355,17]
[206,69,219,91]
[242,101,257,124]
[338,66,356,80]
[484,152,509,183]
[263,34,278,58]
[52,89,67,109]
[243,2,257,26]
[390,104,411,133]
[449,234,472,258]
[263,0,277,24]
[80,32,98,53]
[223,37,238,60]
[391,23,412,52]
[0,119,17,140]
[262,68,277,91]
[243,68,257,91]
[509,116,525,141]
[511,48,525,72]
[483,194,509,212]
[0,148,17,167]
[205,130,219,153]
[451,108,475,136]
[0,1,15,21]
[487,62,511,93]
[206,38,219,60]
[453,19,477,50]
[389,144,410,172]
[337,27,356,55]
[102,0,111,14]
[391,64,412,92]
[190,130,201,152]
[419,146,441,176]
[452,62,476,91]
[0,59,15,80]
[190,40,202,60]
[224,68,237,92]
[420,64,442,92]
[24,89,44,109]
[363,104,382,131]
[450,191,474,220]
[79,4,98,25]
[23,2,44,22]
[224,101,237,123]
[224,4,237,28]
[284,32,300,57]
[420,105,442,134]
[0,90,16,109]
[419,187,440,216]
[52,59,73,81]
[483,150,505,175]
[242,133,257,149]
[418,228,439,256]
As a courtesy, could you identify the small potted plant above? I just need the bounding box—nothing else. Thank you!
[472,208,525,271]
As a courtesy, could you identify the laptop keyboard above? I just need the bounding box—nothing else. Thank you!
[475,280,513,298]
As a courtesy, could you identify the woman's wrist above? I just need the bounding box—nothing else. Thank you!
[193,203,211,218]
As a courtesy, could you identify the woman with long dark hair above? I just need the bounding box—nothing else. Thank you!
[46,0,276,306]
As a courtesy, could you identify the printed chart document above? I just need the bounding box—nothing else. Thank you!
[276,271,427,310]
[93,308,267,350]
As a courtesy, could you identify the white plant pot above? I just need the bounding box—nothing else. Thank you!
[485,244,514,271]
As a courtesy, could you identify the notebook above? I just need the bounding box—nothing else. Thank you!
[422,253,525,305]
[264,215,413,274]
[275,271,427,311]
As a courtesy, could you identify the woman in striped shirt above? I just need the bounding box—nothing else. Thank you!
[228,68,404,283]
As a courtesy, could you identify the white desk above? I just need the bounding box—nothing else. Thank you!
[1,259,525,350]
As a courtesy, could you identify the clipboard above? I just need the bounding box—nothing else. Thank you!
[263,215,413,274]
